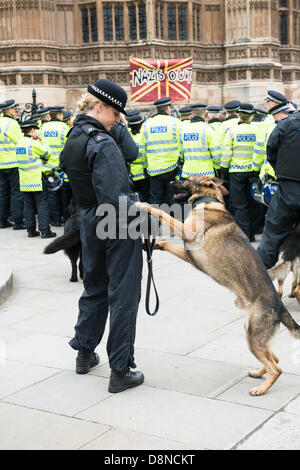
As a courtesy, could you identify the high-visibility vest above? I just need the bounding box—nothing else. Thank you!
[40,120,68,167]
[16,136,52,191]
[129,130,147,181]
[179,121,221,177]
[0,116,23,169]
[252,122,276,173]
[221,121,258,173]
[218,116,239,145]
[208,120,221,133]
[139,114,181,176]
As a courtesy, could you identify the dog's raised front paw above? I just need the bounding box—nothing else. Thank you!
[153,241,166,251]
[135,201,150,212]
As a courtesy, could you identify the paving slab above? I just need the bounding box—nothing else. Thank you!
[92,349,247,398]
[189,334,261,368]
[0,402,109,450]
[236,411,300,450]
[4,370,112,417]
[1,227,300,449]
[80,427,196,450]
[216,373,300,411]
[77,385,272,450]
[0,360,59,399]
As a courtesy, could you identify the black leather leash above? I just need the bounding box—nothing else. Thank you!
[144,223,160,317]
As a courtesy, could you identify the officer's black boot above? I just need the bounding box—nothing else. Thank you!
[13,222,26,230]
[0,220,13,228]
[76,351,100,374]
[108,369,144,393]
[28,230,40,238]
[41,231,56,239]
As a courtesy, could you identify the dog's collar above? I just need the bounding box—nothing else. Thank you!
[192,196,220,208]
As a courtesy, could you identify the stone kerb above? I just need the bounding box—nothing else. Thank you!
[0,263,13,306]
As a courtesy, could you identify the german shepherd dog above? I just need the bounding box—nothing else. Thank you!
[44,200,83,282]
[136,175,300,396]
[268,222,300,304]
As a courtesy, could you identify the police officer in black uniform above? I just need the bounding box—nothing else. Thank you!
[60,79,144,393]
[110,115,138,167]
[257,109,300,269]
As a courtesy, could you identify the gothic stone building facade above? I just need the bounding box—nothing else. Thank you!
[0,0,300,110]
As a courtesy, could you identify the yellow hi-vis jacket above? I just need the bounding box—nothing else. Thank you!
[16,136,53,191]
[252,123,277,181]
[218,116,239,145]
[129,130,147,181]
[178,121,221,177]
[139,113,181,176]
[221,121,258,173]
[40,120,69,167]
[0,116,23,169]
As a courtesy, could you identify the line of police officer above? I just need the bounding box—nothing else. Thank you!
[0,100,73,237]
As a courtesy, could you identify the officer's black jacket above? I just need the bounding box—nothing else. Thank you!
[110,122,138,163]
[267,111,300,182]
[60,114,134,210]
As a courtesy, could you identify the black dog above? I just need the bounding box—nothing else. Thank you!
[44,200,83,282]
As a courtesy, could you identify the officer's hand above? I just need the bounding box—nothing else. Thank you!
[219,167,229,182]
[249,171,260,185]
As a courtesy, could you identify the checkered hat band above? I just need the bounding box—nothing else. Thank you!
[91,85,123,108]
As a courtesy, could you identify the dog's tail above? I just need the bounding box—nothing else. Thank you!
[44,231,79,254]
[280,306,300,339]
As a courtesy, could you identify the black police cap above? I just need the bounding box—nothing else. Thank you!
[191,102,207,110]
[48,106,65,113]
[37,107,51,117]
[254,107,268,116]
[127,109,140,117]
[88,79,128,115]
[179,105,193,115]
[127,114,144,125]
[153,97,172,107]
[265,90,287,104]
[62,110,72,121]
[20,120,39,130]
[238,103,255,114]
[207,105,222,113]
[0,99,16,111]
[269,102,291,115]
[224,100,241,111]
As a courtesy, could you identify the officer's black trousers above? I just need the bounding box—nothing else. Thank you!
[48,189,62,224]
[69,207,143,372]
[0,168,24,223]
[257,180,300,269]
[23,188,50,233]
[149,169,177,206]
[229,172,255,240]
[132,178,150,203]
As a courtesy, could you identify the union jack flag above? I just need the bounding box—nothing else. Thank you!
[130,57,193,103]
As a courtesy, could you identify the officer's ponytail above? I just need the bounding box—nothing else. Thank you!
[76,93,99,114]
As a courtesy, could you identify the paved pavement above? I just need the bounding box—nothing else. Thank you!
[0,225,300,450]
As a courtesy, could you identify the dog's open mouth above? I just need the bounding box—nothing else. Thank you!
[173,191,189,201]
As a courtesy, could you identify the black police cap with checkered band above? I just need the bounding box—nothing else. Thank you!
[0,99,16,111]
[88,79,128,116]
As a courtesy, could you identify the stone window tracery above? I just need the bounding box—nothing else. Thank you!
[80,3,98,43]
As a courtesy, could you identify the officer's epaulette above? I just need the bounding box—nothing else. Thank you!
[81,124,109,143]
